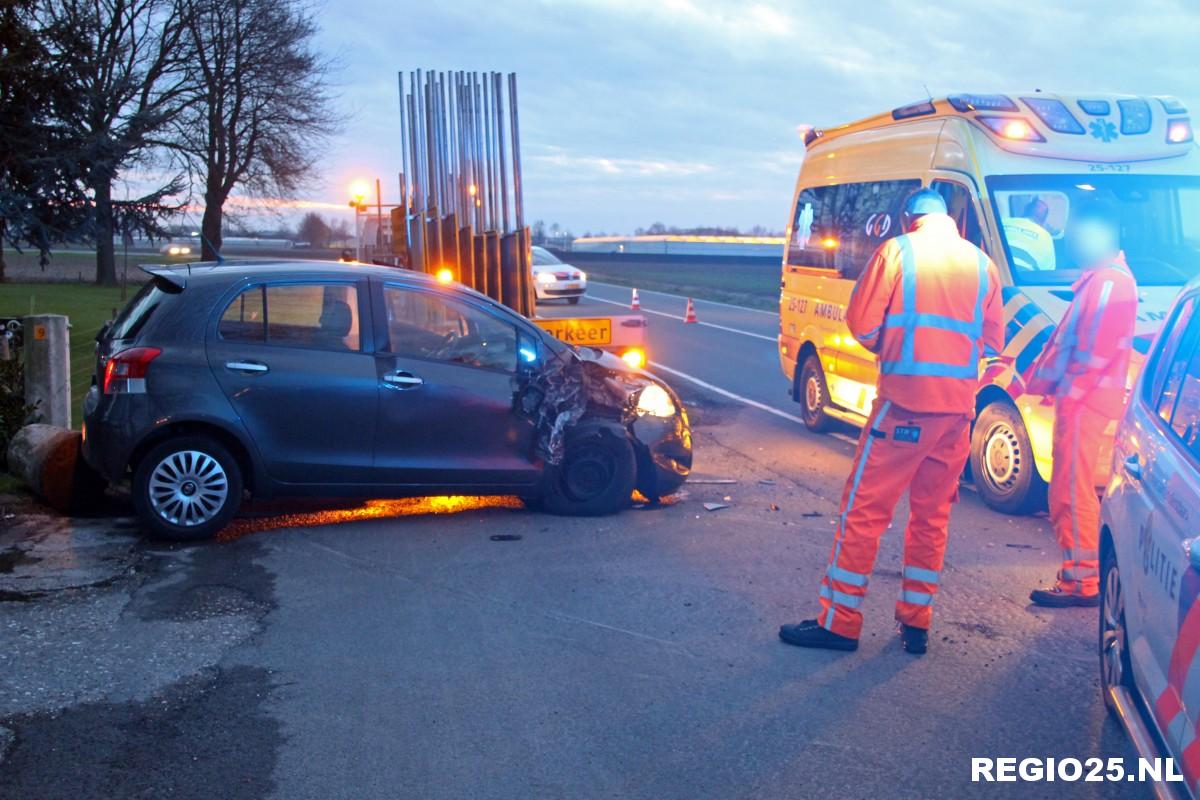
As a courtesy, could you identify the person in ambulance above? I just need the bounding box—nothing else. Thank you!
[1025,200,1138,607]
[778,189,1004,655]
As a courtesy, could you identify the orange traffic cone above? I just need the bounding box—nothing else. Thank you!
[631,288,641,310]
[684,297,697,323]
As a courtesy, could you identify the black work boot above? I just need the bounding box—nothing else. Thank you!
[778,619,858,651]
[899,623,928,655]
[1030,587,1099,608]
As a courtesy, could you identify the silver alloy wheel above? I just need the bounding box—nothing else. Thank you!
[982,421,1021,491]
[1101,561,1126,690]
[147,450,229,527]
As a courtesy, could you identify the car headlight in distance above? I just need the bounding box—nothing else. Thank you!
[636,383,675,417]
[535,272,556,284]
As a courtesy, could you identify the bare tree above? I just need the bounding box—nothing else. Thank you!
[36,0,191,285]
[175,0,339,261]
[296,211,330,248]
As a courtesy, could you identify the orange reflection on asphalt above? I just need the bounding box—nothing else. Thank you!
[218,495,525,541]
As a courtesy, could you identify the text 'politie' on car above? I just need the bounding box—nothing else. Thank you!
[81,260,692,541]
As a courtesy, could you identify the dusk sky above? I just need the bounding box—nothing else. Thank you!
[253,0,1200,235]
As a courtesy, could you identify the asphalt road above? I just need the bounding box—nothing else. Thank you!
[0,283,1147,799]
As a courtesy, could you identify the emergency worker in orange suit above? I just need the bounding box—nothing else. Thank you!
[1026,200,1137,608]
[779,188,1004,655]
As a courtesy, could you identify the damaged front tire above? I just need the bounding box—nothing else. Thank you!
[537,421,636,516]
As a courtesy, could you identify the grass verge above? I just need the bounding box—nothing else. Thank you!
[567,257,780,311]
[0,283,132,426]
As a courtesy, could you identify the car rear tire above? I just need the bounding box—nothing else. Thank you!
[1100,543,1135,716]
[567,296,580,305]
[970,402,1047,515]
[539,422,636,516]
[132,436,243,541]
[796,353,834,432]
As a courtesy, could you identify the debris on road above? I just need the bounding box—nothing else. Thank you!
[688,478,738,485]
[1005,543,1034,550]
[702,502,730,512]
[801,511,823,518]
[757,479,776,486]
[490,534,522,542]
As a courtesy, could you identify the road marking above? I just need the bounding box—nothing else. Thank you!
[648,361,810,426]
[591,281,778,317]
[589,295,776,342]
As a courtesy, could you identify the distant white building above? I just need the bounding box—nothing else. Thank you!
[571,234,784,258]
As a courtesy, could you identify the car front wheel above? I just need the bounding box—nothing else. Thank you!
[970,401,1047,515]
[132,435,243,541]
[1100,543,1135,716]
[538,422,636,516]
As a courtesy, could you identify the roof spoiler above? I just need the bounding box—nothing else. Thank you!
[140,265,187,290]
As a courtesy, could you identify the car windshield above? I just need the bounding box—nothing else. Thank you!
[532,247,562,266]
[987,173,1200,286]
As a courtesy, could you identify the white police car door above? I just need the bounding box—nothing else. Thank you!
[1120,293,1200,758]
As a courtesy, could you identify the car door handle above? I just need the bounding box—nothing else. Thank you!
[382,370,423,388]
[226,360,269,374]
[1123,454,1142,480]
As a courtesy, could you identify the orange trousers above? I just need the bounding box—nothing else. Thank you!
[817,401,971,639]
[1048,401,1114,597]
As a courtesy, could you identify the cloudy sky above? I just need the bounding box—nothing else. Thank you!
[290,0,1200,235]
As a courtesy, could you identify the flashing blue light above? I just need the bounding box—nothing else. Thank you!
[1158,96,1188,115]
[519,347,537,363]
[1077,99,1111,116]
[948,93,1017,113]
[1021,97,1085,134]
[892,100,936,120]
[1118,98,1152,135]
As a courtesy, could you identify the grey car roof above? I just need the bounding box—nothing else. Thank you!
[143,259,445,287]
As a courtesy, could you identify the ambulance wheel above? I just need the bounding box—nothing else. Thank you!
[797,354,834,432]
[970,402,1047,515]
[1099,543,1134,716]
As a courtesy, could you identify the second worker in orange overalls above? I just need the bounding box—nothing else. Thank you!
[780,188,1004,655]
[1026,200,1138,608]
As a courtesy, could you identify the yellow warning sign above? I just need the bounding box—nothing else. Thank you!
[533,317,612,346]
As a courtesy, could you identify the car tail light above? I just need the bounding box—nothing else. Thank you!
[103,347,161,394]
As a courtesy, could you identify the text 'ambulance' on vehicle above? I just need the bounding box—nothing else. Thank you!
[779,92,1200,514]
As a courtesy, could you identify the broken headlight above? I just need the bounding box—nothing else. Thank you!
[635,383,676,418]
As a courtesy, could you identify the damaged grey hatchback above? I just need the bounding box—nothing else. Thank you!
[81,261,692,540]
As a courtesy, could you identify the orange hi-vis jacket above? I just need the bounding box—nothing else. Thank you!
[846,214,1005,415]
[1027,252,1138,419]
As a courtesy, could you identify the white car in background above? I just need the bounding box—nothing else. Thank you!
[158,239,194,257]
[532,246,587,305]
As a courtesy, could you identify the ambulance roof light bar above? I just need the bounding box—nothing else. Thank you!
[948,93,1018,113]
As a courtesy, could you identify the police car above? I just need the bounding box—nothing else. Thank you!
[779,92,1200,515]
[532,246,587,304]
[1101,279,1200,799]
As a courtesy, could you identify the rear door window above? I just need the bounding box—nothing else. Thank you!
[217,283,361,351]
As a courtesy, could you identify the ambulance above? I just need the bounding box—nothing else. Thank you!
[779,92,1200,514]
